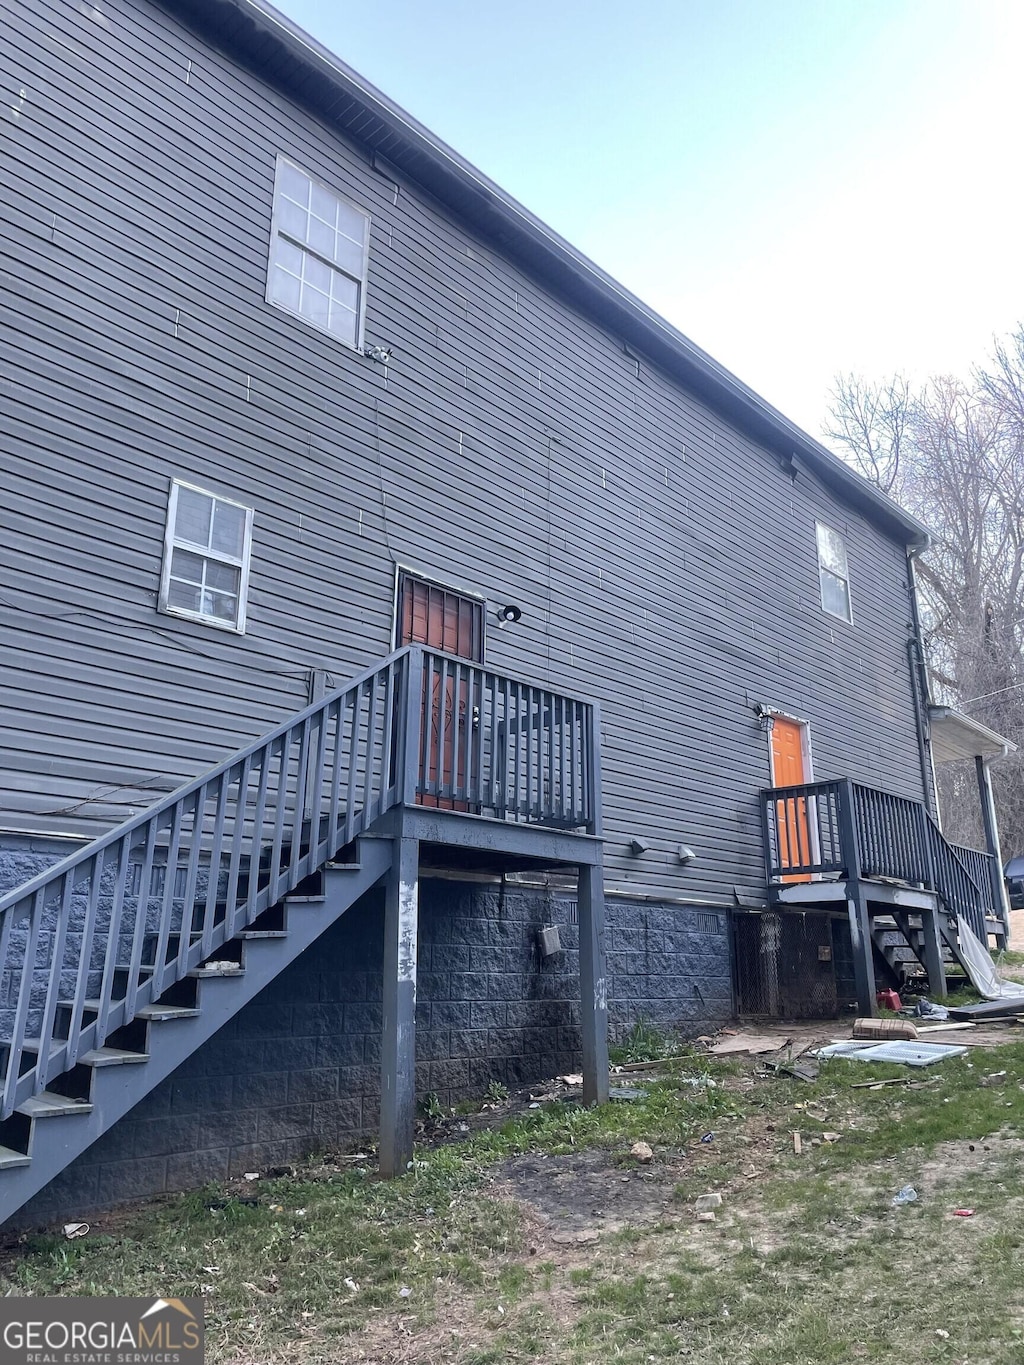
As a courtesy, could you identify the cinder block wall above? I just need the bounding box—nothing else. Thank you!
[0,847,732,1224]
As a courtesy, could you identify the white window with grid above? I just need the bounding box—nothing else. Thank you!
[816,522,852,623]
[266,156,370,349]
[159,481,254,632]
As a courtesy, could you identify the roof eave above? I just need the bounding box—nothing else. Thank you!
[164,0,930,550]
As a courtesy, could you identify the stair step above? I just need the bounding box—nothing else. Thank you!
[238,929,288,939]
[283,894,326,904]
[18,1092,92,1120]
[187,962,245,978]
[78,1047,149,1067]
[0,1146,31,1170]
[136,1004,201,1022]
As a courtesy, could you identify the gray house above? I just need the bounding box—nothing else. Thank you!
[0,0,1011,1224]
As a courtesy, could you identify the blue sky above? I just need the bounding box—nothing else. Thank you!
[274,0,1024,439]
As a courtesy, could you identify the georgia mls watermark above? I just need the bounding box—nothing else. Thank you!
[0,1297,203,1365]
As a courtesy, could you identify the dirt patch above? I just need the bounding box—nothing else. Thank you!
[497,1148,684,1236]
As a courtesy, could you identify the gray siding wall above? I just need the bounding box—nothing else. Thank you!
[2,0,924,905]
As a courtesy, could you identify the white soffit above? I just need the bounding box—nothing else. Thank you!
[929,706,1017,763]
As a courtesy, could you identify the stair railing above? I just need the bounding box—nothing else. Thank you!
[760,778,991,943]
[0,647,415,1121]
[415,649,599,828]
[0,646,600,1122]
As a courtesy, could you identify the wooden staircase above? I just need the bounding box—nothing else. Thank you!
[761,778,1005,1012]
[0,645,605,1225]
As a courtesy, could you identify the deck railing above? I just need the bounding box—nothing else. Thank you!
[761,777,994,942]
[416,649,597,825]
[0,646,598,1121]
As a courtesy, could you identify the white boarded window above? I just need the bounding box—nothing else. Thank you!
[267,156,370,349]
[816,522,852,622]
[159,481,254,633]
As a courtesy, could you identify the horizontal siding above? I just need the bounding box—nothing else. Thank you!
[0,0,926,901]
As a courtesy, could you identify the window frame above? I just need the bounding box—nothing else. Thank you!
[158,479,255,634]
[265,153,371,352]
[815,521,853,624]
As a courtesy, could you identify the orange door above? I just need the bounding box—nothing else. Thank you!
[770,716,812,883]
[397,575,483,810]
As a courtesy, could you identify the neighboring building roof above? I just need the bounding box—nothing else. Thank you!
[929,706,1017,763]
[166,0,930,550]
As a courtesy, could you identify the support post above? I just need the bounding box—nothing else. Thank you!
[846,886,877,1016]
[379,834,419,1178]
[837,780,876,1015]
[919,904,947,999]
[578,860,609,1107]
[976,756,1011,943]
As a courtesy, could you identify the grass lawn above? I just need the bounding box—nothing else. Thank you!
[3,1039,1024,1363]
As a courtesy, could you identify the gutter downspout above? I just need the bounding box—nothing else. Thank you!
[977,752,1013,942]
[906,549,940,822]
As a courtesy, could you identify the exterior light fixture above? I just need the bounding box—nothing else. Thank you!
[755,705,775,733]
[496,604,522,626]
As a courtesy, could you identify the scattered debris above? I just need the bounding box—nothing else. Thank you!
[696,1211,716,1223]
[398,1286,412,1299]
[817,1040,968,1067]
[852,1017,918,1041]
[243,1172,260,1181]
[629,1141,654,1164]
[558,1073,584,1086]
[949,998,1024,1021]
[936,1329,950,1340]
[822,1131,841,1143]
[552,1229,600,1245]
[62,1222,89,1240]
[344,1277,359,1293]
[912,999,950,1020]
[695,1193,723,1213]
[700,1131,715,1144]
[891,1185,918,1207]
[953,1209,975,1217]
[610,1085,649,1103]
[762,1057,820,1082]
[708,1033,784,1056]
[917,1022,975,1034]
[792,1133,802,1155]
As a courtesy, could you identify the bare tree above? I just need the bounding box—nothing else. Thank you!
[825,334,1024,857]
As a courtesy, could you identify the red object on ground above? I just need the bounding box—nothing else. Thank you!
[876,988,902,1012]
[953,1209,975,1217]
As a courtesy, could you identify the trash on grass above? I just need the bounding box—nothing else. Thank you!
[892,1185,918,1207]
[610,1085,649,1103]
[953,1209,975,1217]
[816,1040,968,1067]
[852,1017,918,1041]
[62,1223,89,1240]
[696,1211,716,1223]
[708,1033,784,1056]
[913,999,950,1020]
[700,1131,715,1143]
[344,1278,359,1292]
[695,1193,723,1213]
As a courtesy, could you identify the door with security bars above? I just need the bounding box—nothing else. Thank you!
[397,573,483,810]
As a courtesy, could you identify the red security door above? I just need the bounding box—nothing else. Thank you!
[397,575,483,809]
